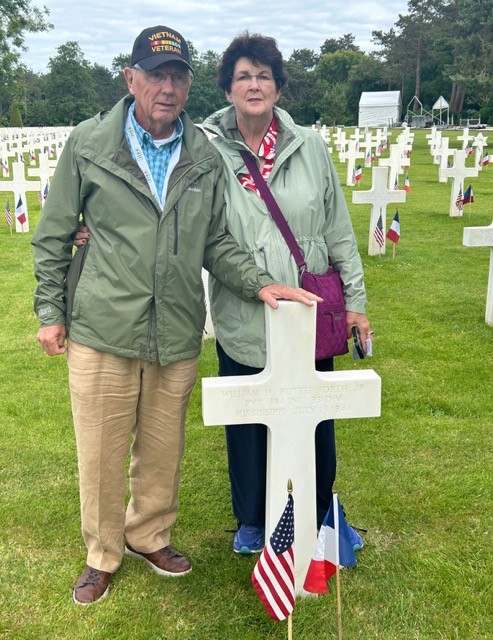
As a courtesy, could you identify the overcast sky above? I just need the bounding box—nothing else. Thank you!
[23,0,409,74]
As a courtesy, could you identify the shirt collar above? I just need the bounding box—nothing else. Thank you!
[128,101,184,147]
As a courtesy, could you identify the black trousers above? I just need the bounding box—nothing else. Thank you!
[216,341,336,529]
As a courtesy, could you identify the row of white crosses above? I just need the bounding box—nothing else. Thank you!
[355,128,491,324]
[432,129,488,174]
[333,125,390,161]
[1,127,70,232]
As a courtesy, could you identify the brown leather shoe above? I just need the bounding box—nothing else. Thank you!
[125,544,192,576]
[73,565,111,605]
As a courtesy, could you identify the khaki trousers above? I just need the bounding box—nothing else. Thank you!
[67,340,198,573]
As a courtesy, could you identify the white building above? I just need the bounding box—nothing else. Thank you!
[358,91,402,127]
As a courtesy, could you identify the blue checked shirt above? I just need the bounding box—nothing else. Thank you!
[125,102,183,205]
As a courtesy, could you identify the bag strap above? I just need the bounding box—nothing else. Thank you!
[240,150,306,270]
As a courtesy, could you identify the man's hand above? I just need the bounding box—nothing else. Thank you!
[37,324,67,356]
[258,284,323,309]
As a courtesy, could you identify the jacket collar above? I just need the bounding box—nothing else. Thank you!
[204,105,301,177]
[81,95,216,169]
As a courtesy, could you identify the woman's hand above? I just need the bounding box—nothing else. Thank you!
[346,311,372,353]
[74,224,90,246]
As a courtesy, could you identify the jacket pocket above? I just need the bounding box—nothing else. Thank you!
[65,244,88,331]
[252,246,269,272]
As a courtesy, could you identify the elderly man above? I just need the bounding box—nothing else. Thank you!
[32,25,318,605]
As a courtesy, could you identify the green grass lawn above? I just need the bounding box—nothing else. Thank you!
[0,129,492,639]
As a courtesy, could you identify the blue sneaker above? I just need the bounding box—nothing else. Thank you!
[347,525,364,551]
[233,525,265,554]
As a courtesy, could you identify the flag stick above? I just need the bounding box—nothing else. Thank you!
[333,490,343,640]
[392,242,396,259]
[287,477,293,640]
[336,567,342,640]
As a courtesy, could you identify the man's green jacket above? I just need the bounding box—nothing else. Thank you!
[33,96,274,365]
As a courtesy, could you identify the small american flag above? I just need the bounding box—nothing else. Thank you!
[4,200,13,227]
[252,494,295,621]
[374,212,384,247]
[456,187,463,211]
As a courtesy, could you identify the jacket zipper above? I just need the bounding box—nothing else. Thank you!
[173,204,178,255]
[259,246,269,272]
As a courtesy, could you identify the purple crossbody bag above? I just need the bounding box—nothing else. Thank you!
[240,150,348,359]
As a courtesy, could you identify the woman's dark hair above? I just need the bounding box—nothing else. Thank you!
[217,32,288,93]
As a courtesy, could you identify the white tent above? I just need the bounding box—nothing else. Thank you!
[432,95,450,125]
[358,91,402,127]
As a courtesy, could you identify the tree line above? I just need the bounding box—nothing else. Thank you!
[2,0,493,128]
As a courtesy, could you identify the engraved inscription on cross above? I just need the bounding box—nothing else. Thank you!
[439,149,479,217]
[352,165,406,256]
[202,302,381,595]
[463,222,493,325]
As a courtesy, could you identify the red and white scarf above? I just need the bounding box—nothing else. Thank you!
[239,117,277,199]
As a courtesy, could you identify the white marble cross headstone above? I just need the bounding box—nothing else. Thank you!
[26,152,56,210]
[425,126,442,155]
[439,149,479,217]
[436,137,454,180]
[463,222,493,325]
[374,129,387,156]
[361,133,375,167]
[472,133,488,171]
[333,129,347,157]
[378,143,409,190]
[429,129,442,160]
[353,166,407,256]
[340,140,365,186]
[457,127,473,150]
[0,160,36,232]
[202,301,381,594]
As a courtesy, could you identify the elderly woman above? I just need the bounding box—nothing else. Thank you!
[202,33,371,554]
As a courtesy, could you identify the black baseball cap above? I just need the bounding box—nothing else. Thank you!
[130,26,193,72]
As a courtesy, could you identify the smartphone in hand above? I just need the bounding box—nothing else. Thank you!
[352,326,365,359]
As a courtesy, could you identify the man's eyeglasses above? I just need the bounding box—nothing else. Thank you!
[231,73,276,86]
[132,65,192,87]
